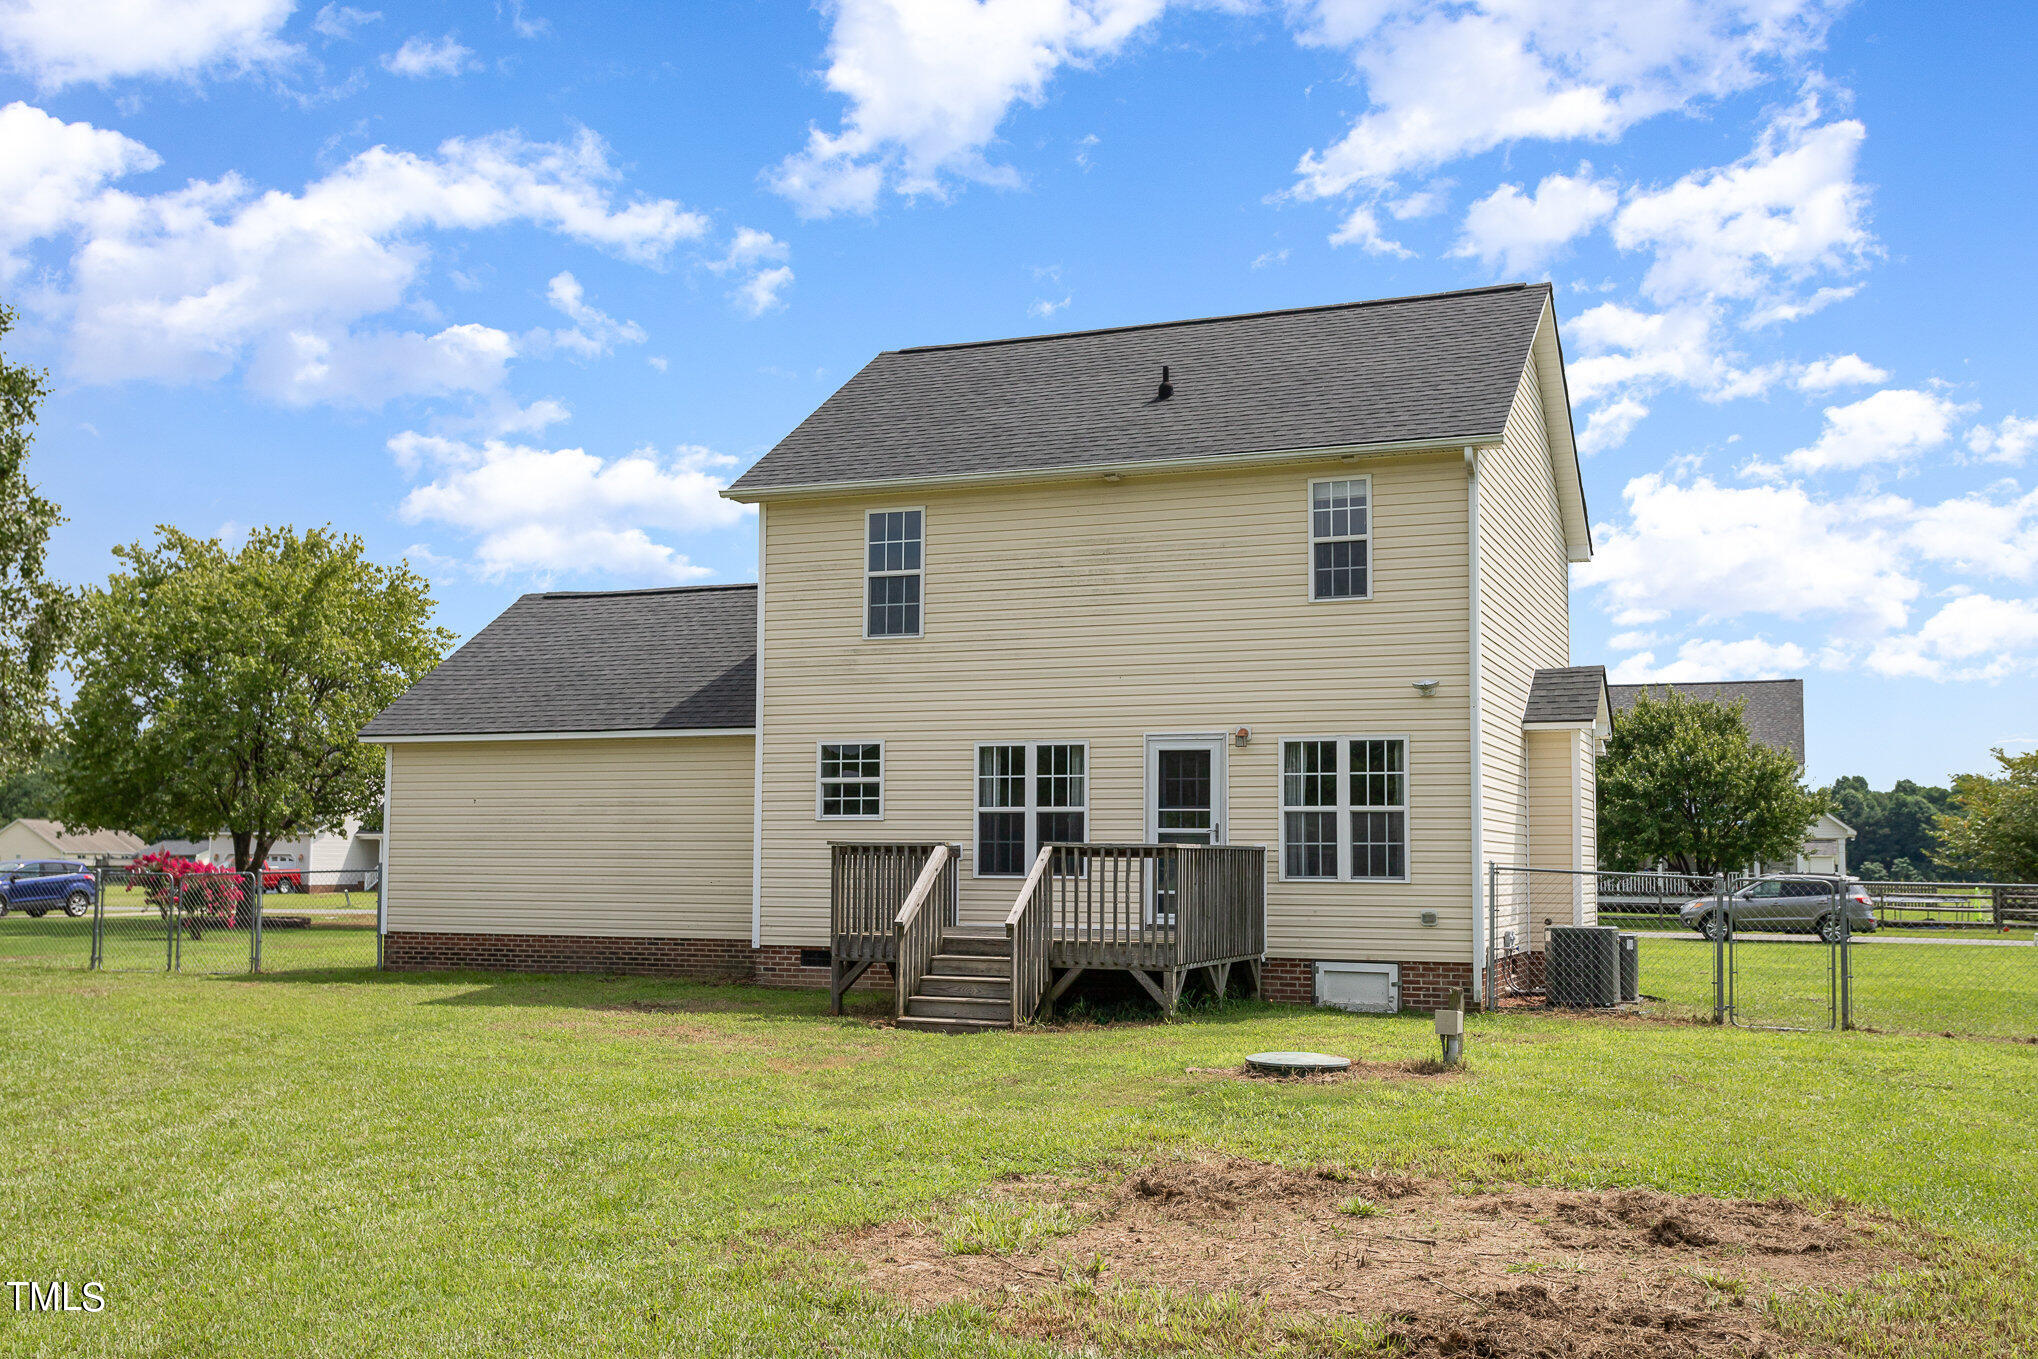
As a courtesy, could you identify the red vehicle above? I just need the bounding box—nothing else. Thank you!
[261,864,305,893]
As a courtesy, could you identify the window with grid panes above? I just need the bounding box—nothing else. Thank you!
[865,510,923,636]
[818,743,882,818]
[975,742,1087,875]
[1309,478,1370,600]
[1279,737,1407,879]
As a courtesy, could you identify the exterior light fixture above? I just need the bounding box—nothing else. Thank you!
[1412,679,1440,697]
[1233,726,1252,747]
[1101,472,1123,484]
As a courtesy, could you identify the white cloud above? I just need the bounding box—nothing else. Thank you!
[1864,595,2038,682]
[710,228,794,316]
[394,435,751,582]
[10,111,704,405]
[1609,636,1811,684]
[1565,301,1781,409]
[1611,91,1872,308]
[381,34,475,78]
[1794,353,1887,393]
[0,101,159,272]
[1744,283,1856,328]
[1452,167,1616,276]
[768,0,1166,216]
[1250,248,1289,270]
[1289,0,1840,199]
[1898,484,2038,583]
[1577,397,1649,457]
[1966,414,2038,466]
[1028,293,1071,318]
[1780,387,1970,476]
[1579,472,1919,632]
[538,271,645,358]
[313,4,379,40]
[1326,205,1409,257]
[0,0,297,88]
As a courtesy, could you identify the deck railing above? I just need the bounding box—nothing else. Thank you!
[892,845,957,1021]
[1005,847,1056,1026]
[1175,843,1268,965]
[830,842,945,962]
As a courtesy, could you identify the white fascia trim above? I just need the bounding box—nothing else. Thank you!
[1521,719,1599,731]
[722,434,1498,503]
[364,728,755,744]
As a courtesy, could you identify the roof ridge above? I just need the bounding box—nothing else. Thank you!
[533,583,758,601]
[1611,677,1801,687]
[890,282,1545,356]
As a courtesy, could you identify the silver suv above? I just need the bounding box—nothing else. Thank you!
[1678,876,1877,941]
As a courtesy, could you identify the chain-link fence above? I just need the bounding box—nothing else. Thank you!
[0,863,380,974]
[1487,864,2038,1040]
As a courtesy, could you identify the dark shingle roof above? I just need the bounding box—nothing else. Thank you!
[728,284,1553,494]
[1523,666,1608,725]
[1607,679,1805,765]
[362,585,756,738]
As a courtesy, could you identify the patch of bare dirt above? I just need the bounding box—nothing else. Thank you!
[850,1156,1915,1358]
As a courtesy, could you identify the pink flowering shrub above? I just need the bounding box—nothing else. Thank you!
[130,851,249,925]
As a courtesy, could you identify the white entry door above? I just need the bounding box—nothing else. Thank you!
[1144,736,1227,921]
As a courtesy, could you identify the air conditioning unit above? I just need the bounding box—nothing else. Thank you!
[1618,932,1640,1002]
[1315,961,1400,1014]
[1547,926,1621,1007]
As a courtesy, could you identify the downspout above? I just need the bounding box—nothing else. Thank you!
[1465,446,1485,1001]
[377,746,392,968]
[750,503,767,951]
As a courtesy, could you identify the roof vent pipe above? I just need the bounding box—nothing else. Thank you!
[1156,365,1173,401]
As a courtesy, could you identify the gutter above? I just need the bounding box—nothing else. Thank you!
[1466,445,1486,1004]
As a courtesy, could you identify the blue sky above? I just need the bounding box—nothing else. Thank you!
[4,0,2034,788]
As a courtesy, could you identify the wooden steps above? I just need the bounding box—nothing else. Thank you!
[896,929,1013,1033]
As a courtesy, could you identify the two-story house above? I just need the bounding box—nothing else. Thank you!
[362,282,1608,1022]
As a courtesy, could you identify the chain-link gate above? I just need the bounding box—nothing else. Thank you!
[93,867,263,973]
[1487,864,2038,1040]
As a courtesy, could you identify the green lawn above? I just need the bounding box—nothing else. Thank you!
[0,910,378,972]
[2,967,2036,1357]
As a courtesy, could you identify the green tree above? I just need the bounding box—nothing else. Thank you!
[0,303,75,773]
[59,526,452,870]
[1598,690,1826,875]
[1826,774,1954,877]
[0,757,61,823]
[1934,749,2038,882]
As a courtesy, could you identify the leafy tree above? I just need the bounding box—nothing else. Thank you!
[1826,774,1953,877]
[1934,749,2038,882]
[1598,690,1826,875]
[59,526,452,871]
[0,757,62,823]
[0,303,75,773]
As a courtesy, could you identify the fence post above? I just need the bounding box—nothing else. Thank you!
[1711,872,1728,1024]
[168,873,179,973]
[1837,876,1853,1030]
[91,867,103,970]
[1485,861,1498,1010]
[251,869,264,974]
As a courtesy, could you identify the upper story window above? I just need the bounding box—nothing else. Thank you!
[975,742,1088,876]
[1281,736,1407,881]
[817,742,883,818]
[865,509,923,637]
[1309,477,1370,600]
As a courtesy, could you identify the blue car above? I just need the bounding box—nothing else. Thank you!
[0,860,97,919]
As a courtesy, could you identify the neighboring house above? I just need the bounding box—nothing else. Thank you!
[364,282,1603,1014]
[0,819,147,864]
[1606,679,1856,875]
[149,821,383,884]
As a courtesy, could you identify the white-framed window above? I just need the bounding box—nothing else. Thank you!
[974,741,1088,876]
[817,742,884,819]
[1308,476,1370,601]
[1280,737,1407,880]
[865,508,923,637]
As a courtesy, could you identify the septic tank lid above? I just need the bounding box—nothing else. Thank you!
[1245,1051,1351,1076]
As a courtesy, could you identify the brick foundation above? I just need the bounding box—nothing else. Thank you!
[1263,956,1478,1011]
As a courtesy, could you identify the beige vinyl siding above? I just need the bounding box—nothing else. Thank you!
[1477,340,1573,886]
[759,450,1474,961]
[1578,727,1599,923]
[387,736,754,938]
[1525,730,1579,944]
[0,823,62,861]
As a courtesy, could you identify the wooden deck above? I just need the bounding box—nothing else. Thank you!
[829,841,1267,1027]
